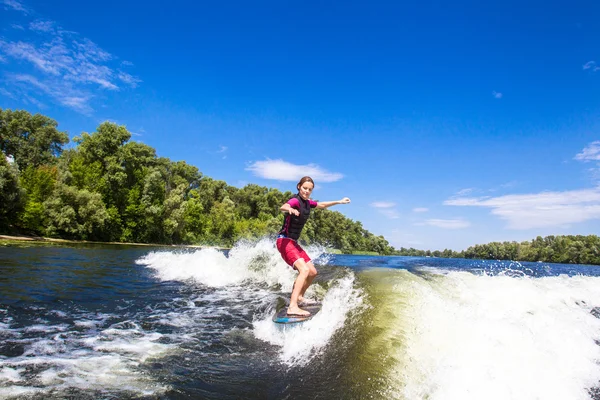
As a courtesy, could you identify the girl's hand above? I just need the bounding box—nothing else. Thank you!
[339,197,351,204]
[289,208,300,216]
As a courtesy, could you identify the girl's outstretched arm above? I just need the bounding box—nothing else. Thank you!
[280,203,300,215]
[316,197,351,209]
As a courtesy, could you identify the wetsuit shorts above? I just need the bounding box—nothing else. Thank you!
[276,237,311,268]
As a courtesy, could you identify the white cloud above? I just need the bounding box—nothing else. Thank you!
[1,40,61,75]
[0,6,140,113]
[371,201,399,218]
[216,145,228,159]
[492,91,502,99]
[575,141,600,162]
[246,159,343,182]
[421,218,470,229]
[0,87,15,99]
[23,94,46,108]
[583,61,600,72]
[13,73,92,114]
[445,187,600,229]
[413,207,428,213]
[371,201,396,208]
[61,95,92,113]
[29,20,55,33]
[73,38,112,62]
[456,188,474,196]
[575,141,600,182]
[3,0,29,14]
[117,71,142,88]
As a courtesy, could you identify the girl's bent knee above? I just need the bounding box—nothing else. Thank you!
[297,269,309,278]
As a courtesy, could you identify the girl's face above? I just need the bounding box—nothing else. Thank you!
[298,181,314,200]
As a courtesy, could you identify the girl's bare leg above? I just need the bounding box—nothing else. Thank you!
[287,258,311,316]
[298,262,317,302]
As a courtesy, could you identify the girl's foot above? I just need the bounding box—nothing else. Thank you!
[299,298,319,306]
[298,296,318,306]
[287,306,310,317]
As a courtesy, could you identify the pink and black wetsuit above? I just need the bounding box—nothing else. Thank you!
[276,194,318,267]
[278,194,318,240]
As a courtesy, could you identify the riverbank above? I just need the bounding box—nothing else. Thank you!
[0,234,229,250]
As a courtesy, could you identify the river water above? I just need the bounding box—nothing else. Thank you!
[0,240,599,399]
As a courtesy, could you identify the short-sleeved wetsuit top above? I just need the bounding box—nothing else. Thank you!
[278,194,318,241]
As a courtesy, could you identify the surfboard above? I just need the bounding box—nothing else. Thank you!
[272,304,322,324]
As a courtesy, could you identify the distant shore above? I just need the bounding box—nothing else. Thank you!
[0,234,229,250]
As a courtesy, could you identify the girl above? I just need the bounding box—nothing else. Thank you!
[277,176,351,316]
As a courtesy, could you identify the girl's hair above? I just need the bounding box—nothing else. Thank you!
[296,176,314,191]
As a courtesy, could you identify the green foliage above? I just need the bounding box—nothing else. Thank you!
[18,165,58,232]
[458,235,600,265]
[73,122,131,163]
[20,165,58,202]
[395,235,600,265]
[43,183,108,240]
[0,155,24,229]
[0,109,69,171]
[207,197,237,245]
[351,251,379,255]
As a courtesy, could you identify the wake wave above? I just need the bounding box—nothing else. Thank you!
[368,268,600,400]
[137,238,360,368]
[137,238,330,289]
[252,273,365,367]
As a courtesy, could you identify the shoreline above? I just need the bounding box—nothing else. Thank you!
[0,234,229,250]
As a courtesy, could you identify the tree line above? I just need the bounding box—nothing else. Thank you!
[2,109,598,264]
[395,235,600,265]
[0,109,396,254]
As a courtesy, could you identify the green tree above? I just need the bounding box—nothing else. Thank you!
[183,195,205,243]
[0,109,69,171]
[44,183,109,240]
[162,184,188,243]
[73,122,130,208]
[0,155,24,230]
[208,197,237,245]
[18,165,58,232]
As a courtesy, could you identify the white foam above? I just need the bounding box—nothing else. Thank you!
[0,385,40,398]
[0,317,173,397]
[0,367,23,383]
[386,272,600,400]
[253,274,364,367]
[84,330,168,362]
[74,319,102,329]
[138,237,357,367]
[136,238,330,290]
[138,247,241,286]
[23,323,69,334]
[0,238,340,397]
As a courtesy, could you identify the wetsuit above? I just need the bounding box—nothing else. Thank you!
[276,194,318,267]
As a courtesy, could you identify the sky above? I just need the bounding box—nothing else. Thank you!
[1,0,600,251]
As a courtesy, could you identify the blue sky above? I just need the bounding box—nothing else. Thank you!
[1,0,600,250]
